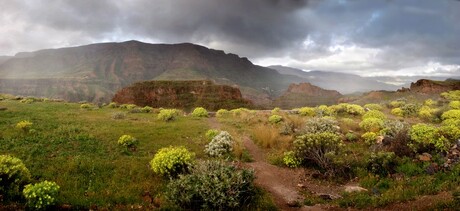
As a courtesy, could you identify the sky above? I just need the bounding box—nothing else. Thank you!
[1,0,459,77]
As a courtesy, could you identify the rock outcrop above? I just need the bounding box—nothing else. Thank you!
[408,79,460,94]
[112,80,252,110]
[273,83,342,108]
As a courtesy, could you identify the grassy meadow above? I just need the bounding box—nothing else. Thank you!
[1,90,460,210]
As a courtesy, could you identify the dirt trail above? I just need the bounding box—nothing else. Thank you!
[243,137,334,211]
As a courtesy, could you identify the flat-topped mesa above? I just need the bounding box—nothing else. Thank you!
[273,82,342,108]
[112,80,253,110]
[408,79,460,94]
[286,82,342,97]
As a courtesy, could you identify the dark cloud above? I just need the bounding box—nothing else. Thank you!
[0,0,459,77]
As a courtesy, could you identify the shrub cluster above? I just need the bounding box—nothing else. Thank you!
[409,123,450,153]
[283,151,302,168]
[364,103,384,111]
[205,129,219,141]
[117,135,137,147]
[366,152,397,176]
[330,103,365,116]
[298,107,315,116]
[216,109,229,117]
[0,155,31,198]
[150,146,195,177]
[441,90,460,101]
[204,131,234,157]
[80,103,93,109]
[166,160,255,210]
[362,110,386,120]
[303,117,340,134]
[361,132,378,145]
[141,106,153,113]
[449,101,460,110]
[191,107,208,117]
[359,118,384,132]
[107,102,118,108]
[23,181,60,209]
[268,114,283,124]
[391,108,404,117]
[271,107,281,114]
[16,120,33,132]
[441,109,460,120]
[157,109,180,121]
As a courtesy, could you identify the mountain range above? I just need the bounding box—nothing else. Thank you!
[1,40,453,107]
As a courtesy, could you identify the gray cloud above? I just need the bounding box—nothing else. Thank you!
[0,0,459,77]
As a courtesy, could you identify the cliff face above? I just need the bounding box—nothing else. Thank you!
[409,79,460,94]
[273,82,342,108]
[112,80,252,110]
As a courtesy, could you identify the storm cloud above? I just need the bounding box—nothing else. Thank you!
[0,0,459,77]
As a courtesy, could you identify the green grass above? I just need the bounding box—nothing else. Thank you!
[0,100,210,208]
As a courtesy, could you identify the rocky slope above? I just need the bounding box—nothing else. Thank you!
[406,79,460,94]
[112,80,252,110]
[273,82,342,108]
[0,41,301,106]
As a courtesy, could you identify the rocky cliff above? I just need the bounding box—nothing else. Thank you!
[273,82,342,108]
[408,79,460,94]
[112,80,252,110]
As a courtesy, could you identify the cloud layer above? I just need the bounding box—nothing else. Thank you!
[1,0,459,77]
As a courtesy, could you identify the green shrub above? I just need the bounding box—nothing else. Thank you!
[424,99,436,107]
[361,132,377,145]
[150,146,195,177]
[283,151,302,168]
[366,152,397,176]
[316,105,335,116]
[230,108,250,116]
[117,135,137,147]
[205,129,219,141]
[345,132,358,142]
[409,123,449,152]
[293,132,343,171]
[157,109,179,121]
[401,103,420,117]
[268,115,283,124]
[389,100,405,108]
[23,181,60,209]
[380,120,409,137]
[15,120,33,132]
[303,117,340,134]
[216,109,230,117]
[441,109,460,120]
[359,118,384,132]
[391,108,404,116]
[362,110,386,120]
[364,103,384,111]
[166,160,255,210]
[449,101,460,109]
[0,155,31,197]
[191,107,208,117]
[271,107,281,114]
[80,103,92,109]
[204,131,234,157]
[120,104,137,110]
[418,106,435,120]
[439,124,460,142]
[396,158,424,177]
[107,102,118,108]
[441,90,460,101]
[298,107,315,116]
[111,112,126,120]
[141,106,153,113]
[20,98,34,104]
[331,103,365,116]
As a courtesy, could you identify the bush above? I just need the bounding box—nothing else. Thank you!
[150,146,195,177]
[366,152,397,176]
[389,100,405,108]
[293,132,343,171]
[298,107,315,116]
[396,158,424,177]
[205,131,234,157]
[0,155,31,197]
[441,109,460,120]
[303,118,340,134]
[364,103,384,111]
[283,151,301,168]
[418,106,435,120]
[268,114,283,124]
[332,103,365,116]
[359,118,384,132]
[409,123,449,152]
[157,109,180,121]
[15,120,33,132]
[271,107,281,114]
[216,109,229,117]
[166,160,255,210]
[316,105,335,116]
[361,132,377,145]
[400,103,420,117]
[117,135,137,147]
[379,120,409,137]
[448,101,460,110]
[141,106,153,113]
[107,102,118,108]
[191,107,208,117]
[439,124,460,142]
[391,108,404,117]
[23,181,60,209]
[362,110,386,120]
[111,112,126,120]
[205,129,219,141]
[345,132,358,142]
[424,99,436,107]
[441,90,460,101]
[80,103,92,109]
